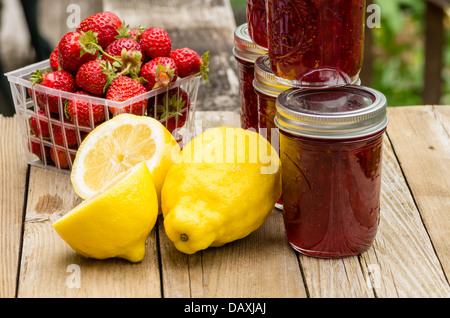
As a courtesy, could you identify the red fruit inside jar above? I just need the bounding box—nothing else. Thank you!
[267,0,365,88]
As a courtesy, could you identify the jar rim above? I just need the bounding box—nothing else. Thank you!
[253,55,291,96]
[275,86,388,139]
[233,24,267,62]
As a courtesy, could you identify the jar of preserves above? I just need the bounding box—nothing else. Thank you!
[233,24,267,131]
[253,54,290,209]
[267,0,366,88]
[275,86,388,258]
[246,0,268,50]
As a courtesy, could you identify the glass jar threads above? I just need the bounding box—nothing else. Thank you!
[246,0,268,50]
[233,23,267,131]
[267,0,366,88]
[275,86,388,258]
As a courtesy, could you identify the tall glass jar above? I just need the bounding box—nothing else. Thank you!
[246,0,268,50]
[275,86,388,258]
[233,24,267,131]
[267,0,366,88]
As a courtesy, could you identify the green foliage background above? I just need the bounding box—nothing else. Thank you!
[231,0,450,107]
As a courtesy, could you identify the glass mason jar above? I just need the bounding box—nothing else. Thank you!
[267,0,366,88]
[253,54,290,209]
[233,24,267,131]
[246,0,268,50]
[275,86,388,258]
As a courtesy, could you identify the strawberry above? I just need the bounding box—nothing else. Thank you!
[76,11,122,49]
[169,48,209,81]
[65,91,106,127]
[139,27,172,60]
[28,139,51,163]
[50,147,75,169]
[106,76,148,116]
[148,87,191,133]
[29,69,76,114]
[103,38,146,65]
[75,59,112,96]
[51,120,78,148]
[58,31,99,72]
[115,23,146,42]
[139,57,178,91]
[29,109,52,138]
[49,46,60,71]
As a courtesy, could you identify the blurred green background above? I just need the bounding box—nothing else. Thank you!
[231,0,450,107]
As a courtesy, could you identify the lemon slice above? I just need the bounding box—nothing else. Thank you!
[70,113,180,201]
[53,162,158,262]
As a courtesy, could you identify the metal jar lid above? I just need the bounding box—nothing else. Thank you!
[253,54,290,97]
[275,86,388,139]
[233,24,267,63]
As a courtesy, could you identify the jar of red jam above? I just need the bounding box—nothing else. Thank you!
[267,0,366,88]
[233,24,267,131]
[253,54,290,209]
[246,0,268,50]
[275,86,388,258]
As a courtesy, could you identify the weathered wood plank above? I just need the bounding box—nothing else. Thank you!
[102,0,240,113]
[17,167,161,298]
[0,115,28,298]
[387,105,450,280]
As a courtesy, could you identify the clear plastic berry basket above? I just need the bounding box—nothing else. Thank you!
[5,60,200,174]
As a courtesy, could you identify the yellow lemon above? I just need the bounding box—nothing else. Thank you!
[162,127,281,254]
[53,162,158,262]
[70,113,180,204]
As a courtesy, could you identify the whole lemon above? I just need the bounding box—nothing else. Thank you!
[53,162,158,262]
[161,127,281,254]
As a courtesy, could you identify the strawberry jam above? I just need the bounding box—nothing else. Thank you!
[267,0,365,88]
[275,86,388,258]
[247,0,268,50]
[233,24,266,131]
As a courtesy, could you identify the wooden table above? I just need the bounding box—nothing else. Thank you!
[1,0,449,300]
[0,106,449,299]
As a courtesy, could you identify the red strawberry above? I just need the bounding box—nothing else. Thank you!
[30,109,52,138]
[106,76,148,116]
[103,38,146,64]
[139,27,171,59]
[50,147,75,169]
[51,120,78,148]
[49,46,60,71]
[139,57,178,91]
[76,11,122,49]
[76,60,111,96]
[148,87,191,133]
[28,139,51,163]
[29,69,76,114]
[58,31,99,72]
[169,48,209,81]
[66,91,106,127]
[115,23,145,42]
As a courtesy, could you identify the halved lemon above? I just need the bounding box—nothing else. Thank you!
[54,162,158,262]
[70,113,180,202]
